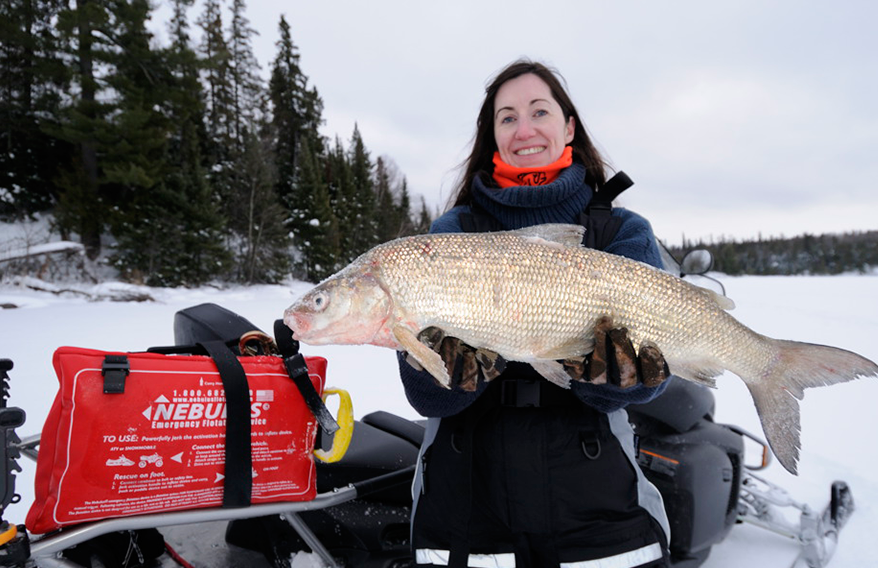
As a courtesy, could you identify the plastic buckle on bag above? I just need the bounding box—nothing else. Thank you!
[102,355,130,394]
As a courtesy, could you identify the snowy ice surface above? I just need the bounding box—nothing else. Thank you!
[1,273,876,567]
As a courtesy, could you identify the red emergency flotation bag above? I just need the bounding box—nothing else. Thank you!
[26,346,327,534]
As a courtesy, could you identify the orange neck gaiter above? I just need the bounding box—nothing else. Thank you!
[492,146,574,189]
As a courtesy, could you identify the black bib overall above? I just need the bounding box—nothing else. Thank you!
[412,173,669,568]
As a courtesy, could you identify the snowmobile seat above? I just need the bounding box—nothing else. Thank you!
[315,414,420,506]
[627,377,716,433]
[361,410,425,447]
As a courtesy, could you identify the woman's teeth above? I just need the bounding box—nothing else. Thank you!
[515,146,545,156]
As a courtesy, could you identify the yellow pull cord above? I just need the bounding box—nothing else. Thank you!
[313,388,353,463]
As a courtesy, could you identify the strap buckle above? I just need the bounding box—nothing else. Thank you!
[102,355,130,394]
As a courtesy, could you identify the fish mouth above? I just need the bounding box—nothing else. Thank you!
[283,310,311,340]
[283,310,351,345]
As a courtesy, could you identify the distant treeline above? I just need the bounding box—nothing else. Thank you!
[1,0,432,286]
[668,231,878,275]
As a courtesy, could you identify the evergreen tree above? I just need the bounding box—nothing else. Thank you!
[375,155,416,239]
[166,0,211,166]
[226,0,262,145]
[413,196,433,234]
[98,0,193,284]
[269,15,324,209]
[196,0,233,160]
[50,0,116,258]
[0,0,70,219]
[374,156,400,242]
[101,0,168,197]
[154,0,230,284]
[197,0,290,283]
[230,130,291,283]
[396,177,416,236]
[346,124,377,256]
[325,136,359,261]
[196,0,242,273]
[289,139,339,282]
[46,0,173,260]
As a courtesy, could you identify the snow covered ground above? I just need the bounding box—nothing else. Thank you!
[1,272,876,567]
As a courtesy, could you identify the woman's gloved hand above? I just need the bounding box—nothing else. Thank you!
[565,315,670,388]
[409,327,506,391]
[409,315,669,392]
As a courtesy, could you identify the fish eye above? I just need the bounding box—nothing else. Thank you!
[310,291,329,312]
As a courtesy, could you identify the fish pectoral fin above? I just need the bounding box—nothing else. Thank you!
[530,361,572,389]
[668,358,721,389]
[537,338,595,360]
[393,326,452,389]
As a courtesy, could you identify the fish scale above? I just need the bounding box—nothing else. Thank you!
[285,224,878,474]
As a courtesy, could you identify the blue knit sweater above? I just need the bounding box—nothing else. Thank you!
[399,163,670,416]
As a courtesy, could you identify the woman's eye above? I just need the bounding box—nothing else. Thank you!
[500,115,515,124]
[534,109,548,118]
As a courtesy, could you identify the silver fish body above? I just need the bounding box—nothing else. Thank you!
[284,224,878,474]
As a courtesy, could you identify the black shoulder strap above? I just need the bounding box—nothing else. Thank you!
[198,340,252,508]
[580,171,632,251]
[458,201,503,233]
[596,170,634,204]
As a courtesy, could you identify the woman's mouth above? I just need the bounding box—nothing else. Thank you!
[515,146,546,156]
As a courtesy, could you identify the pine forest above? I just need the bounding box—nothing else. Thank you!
[0,0,432,286]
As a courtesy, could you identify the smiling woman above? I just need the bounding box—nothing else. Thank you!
[399,59,674,568]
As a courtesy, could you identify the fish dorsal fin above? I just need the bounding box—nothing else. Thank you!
[508,224,585,248]
[701,287,736,310]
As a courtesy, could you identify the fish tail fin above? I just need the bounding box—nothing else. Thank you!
[746,338,878,475]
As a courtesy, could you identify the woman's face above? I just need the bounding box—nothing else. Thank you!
[493,73,575,168]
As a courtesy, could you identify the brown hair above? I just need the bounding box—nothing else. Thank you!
[450,59,608,207]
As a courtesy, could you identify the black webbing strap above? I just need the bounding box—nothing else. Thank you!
[198,340,252,508]
[581,170,632,251]
[273,319,339,435]
[598,170,634,203]
[458,201,503,233]
[283,354,339,435]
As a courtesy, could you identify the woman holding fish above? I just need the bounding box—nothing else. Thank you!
[401,59,672,568]
[287,58,877,567]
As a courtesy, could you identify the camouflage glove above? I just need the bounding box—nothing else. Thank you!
[564,315,670,389]
[409,327,506,392]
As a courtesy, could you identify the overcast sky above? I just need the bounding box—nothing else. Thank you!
[151,0,877,246]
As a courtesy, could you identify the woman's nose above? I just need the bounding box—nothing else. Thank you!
[515,118,535,139]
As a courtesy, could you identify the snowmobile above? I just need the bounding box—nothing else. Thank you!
[0,247,855,568]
